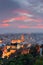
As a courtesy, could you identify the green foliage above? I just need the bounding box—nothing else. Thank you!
[34,60,43,65]
[0,60,3,65]
[0,54,43,65]
[34,55,43,65]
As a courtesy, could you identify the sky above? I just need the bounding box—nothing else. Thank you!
[0,0,43,33]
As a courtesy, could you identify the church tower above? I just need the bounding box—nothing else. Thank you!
[21,34,24,42]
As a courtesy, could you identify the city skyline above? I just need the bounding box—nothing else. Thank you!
[0,0,43,33]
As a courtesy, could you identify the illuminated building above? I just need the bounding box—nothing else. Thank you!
[11,34,25,44]
[21,49,29,54]
[27,44,32,48]
[21,34,25,42]
[11,39,22,44]
[2,42,21,58]
[2,45,16,58]
[17,44,21,49]
[0,39,3,44]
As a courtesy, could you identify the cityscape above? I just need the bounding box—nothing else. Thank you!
[0,33,43,65]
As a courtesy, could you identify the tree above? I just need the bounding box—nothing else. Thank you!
[34,55,43,65]
[34,60,43,65]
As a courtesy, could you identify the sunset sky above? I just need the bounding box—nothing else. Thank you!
[0,0,43,33]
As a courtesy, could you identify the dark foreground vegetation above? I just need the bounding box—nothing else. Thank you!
[0,54,43,65]
[0,44,43,65]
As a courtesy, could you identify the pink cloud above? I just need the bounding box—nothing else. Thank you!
[1,9,42,24]
[2,15,43,23]
[2,16,28,23]
[34,25,43,28]
[12,9,31,14]
[18,25,43,29]
[0,24,9,28]
[18,25,29,28]
[1,9,43,29]
[3,19,10,23]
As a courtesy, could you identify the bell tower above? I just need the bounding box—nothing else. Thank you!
[21,34,24,42]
